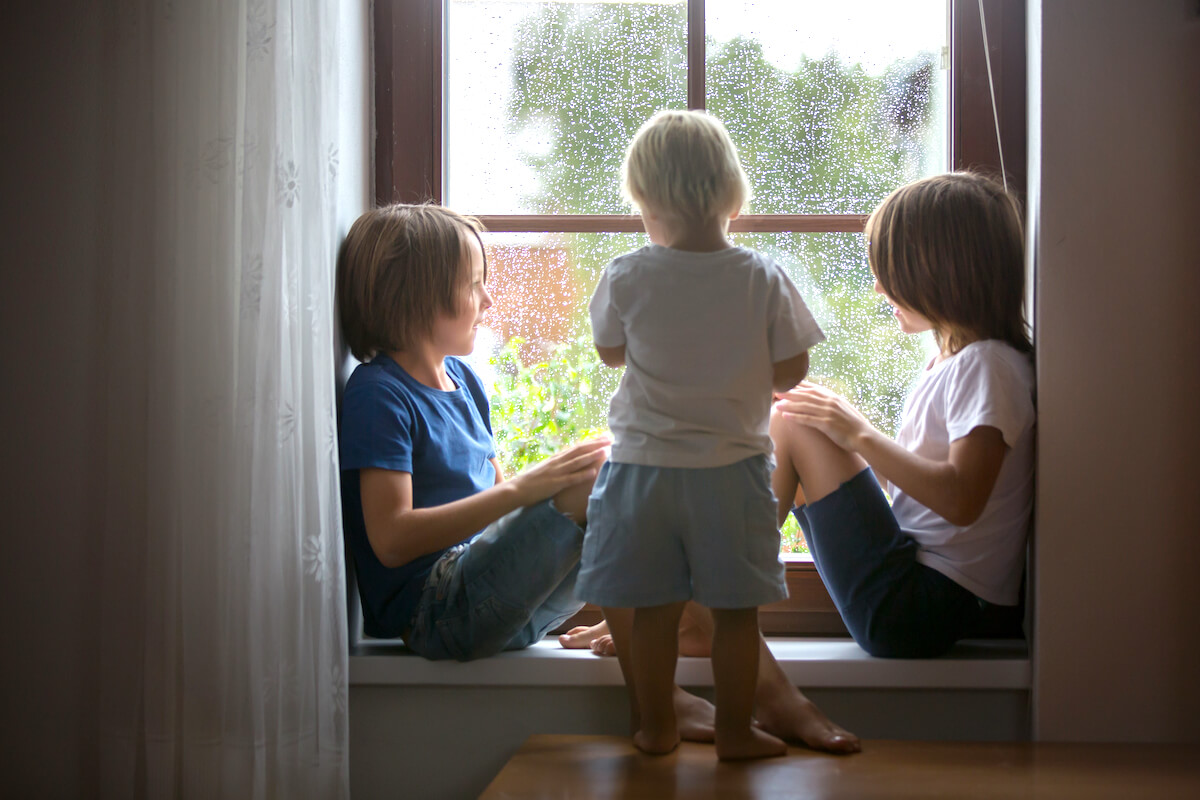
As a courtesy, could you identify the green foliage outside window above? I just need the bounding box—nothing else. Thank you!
[489,335,616,477]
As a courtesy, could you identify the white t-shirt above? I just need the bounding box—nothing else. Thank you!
[590,244,824,468]
[885,340,1036,605]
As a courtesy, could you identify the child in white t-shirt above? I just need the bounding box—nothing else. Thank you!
[773,171,1035,658]
[576,109,824,760]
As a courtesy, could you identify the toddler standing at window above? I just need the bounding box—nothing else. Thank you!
[576,109,824,760]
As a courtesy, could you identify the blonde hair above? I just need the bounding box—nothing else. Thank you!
[865,172,1031,355]
[336,204,485,362]
[622,109,751,221]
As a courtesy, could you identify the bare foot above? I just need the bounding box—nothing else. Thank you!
[560,605,713,657]
[755,690,861,755]
[716,727,788,761]
[557,624,619,656]
[558,623,607,650]
[674,686,716,743]
[633,727,680,756]
[590,634,617,656]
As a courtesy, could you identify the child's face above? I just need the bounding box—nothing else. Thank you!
[873,275,933,336]
[430,232,491,357]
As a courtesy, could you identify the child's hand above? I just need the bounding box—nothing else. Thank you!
[510,437,612,506]
[774,382,874,453]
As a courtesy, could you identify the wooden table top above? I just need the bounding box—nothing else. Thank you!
[481,734,1200,799]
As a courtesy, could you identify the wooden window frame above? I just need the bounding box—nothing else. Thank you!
[374,0,1026,636]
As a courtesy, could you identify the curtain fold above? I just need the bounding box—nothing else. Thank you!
[97,2,350,796]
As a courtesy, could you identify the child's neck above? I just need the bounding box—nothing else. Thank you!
[388,345,455,391]
[934,331,981,364]
[644,212,734,253]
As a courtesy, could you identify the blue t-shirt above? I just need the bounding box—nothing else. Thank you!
[339,354,496,637]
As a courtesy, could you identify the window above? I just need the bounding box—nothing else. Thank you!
[375,0,1025,635]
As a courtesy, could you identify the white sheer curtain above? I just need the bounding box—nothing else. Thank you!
[97,1,350,796]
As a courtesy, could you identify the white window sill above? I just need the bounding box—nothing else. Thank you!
[349,637,1029,690]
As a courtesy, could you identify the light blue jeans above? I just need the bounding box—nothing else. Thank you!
[404,499,586,661]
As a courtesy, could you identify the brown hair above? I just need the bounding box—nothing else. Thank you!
[336,204,485,361]
[865,172,1031,355]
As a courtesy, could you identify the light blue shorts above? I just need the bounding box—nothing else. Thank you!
[575,456,788,609]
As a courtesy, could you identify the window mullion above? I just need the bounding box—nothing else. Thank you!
[688,0,705,110]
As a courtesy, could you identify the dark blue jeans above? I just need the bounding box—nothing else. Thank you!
[794,469,981,658]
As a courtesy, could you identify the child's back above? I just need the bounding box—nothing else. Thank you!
[594,243,820,467]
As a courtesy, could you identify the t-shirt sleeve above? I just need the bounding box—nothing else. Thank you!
[588,265,626,348]
[339,378,415,473]
[945,350,1035,448]
[765,261,825,362]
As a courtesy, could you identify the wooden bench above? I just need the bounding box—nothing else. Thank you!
[482,734,1200,799]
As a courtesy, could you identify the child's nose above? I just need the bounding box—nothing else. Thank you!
[873,277,884,295]
[481,287,493,309]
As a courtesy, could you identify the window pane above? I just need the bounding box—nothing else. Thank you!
[466,232,640,474]
[707,0,948,213]
[446,1,687,214]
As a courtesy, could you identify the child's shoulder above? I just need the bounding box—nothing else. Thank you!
[949,340,1034,388]
[346,355,390,387]
[959,340,1032,368]
[345,356,409,399]
[603,244,666,279]
[341,357,416,424]
[616,245,779,272]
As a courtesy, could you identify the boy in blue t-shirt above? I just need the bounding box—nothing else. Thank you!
[337,204,609,659]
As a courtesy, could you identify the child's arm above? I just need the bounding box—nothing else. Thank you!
[772,351,809,393]
[854,425,1006,527]
[589,265,625,368]
[595,344,625,367]
[358,438,609,568]
[775,383,1007,526]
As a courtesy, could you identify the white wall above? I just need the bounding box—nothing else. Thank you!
[1030,0,1200,742]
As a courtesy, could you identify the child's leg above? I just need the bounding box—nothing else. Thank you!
[406,500,584,661]
[630,601,687,755]
[549,472,595,525]
[709,607,787,760]
[750,633,861,753]
[599,606,717,744]
[769,404,868,522]
[773,406,979,657]
[599,607,639,733]
[677,604,861,754]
